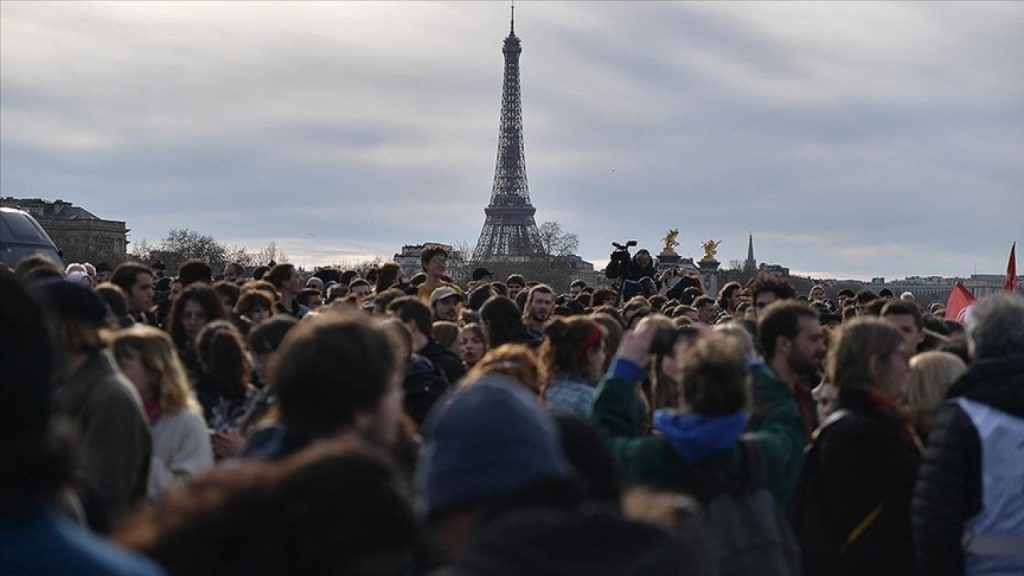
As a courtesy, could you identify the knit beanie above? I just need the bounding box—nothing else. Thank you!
[415,375,570,518]
[621,280,643,302]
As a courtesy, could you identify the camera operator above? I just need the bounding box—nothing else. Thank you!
[605,242,658,283]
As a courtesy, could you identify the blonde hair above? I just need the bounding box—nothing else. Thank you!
[713,322,757,360]
[112,326,199,414]
[827,317,905,391]
[907,351,966,432]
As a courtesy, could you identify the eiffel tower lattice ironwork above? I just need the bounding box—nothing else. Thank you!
[472,9,545,262]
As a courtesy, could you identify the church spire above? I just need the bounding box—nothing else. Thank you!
[745,234,757,272]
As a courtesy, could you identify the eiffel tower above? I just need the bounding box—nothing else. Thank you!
[472,8,545,262]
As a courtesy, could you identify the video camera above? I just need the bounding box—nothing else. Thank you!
[606,240,638,280]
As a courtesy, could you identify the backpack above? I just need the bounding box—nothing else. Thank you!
[403,354,450,426]
[693,435,800,576]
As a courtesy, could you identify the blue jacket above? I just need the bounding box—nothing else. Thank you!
[1,504,164,576]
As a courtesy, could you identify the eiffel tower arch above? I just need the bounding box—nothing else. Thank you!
[472,10,546,263]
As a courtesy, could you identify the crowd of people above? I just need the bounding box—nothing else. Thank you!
[2,244,1022,576]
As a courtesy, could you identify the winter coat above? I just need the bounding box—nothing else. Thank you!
[404,354,450,426]
[793,388,922,576]
[913,353,1024,576]
[420,339,466,385]
[441,506,716,576]
[52,352,151,531]
[1,504,164,576]
[591,358,799,502]
[147,408,214,498]
[747,362,807,509]
[605,252,658,282]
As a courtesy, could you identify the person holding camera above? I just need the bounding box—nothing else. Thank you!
[591,317,799,576]
[605,242,657,284]
[593,319,794,499]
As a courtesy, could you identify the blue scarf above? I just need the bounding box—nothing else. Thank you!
[653,409,748,463]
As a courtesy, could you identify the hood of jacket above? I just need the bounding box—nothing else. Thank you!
[652,409,748,463]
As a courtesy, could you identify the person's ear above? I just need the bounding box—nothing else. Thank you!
[775,335,791,357]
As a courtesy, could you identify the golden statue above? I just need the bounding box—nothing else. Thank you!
[701,239,721,261]
[661,228,680,255]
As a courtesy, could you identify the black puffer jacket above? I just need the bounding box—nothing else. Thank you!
[793,388,922,576]
[420,339,466,385]
[912,353,1024,576]
[605,251,657,282]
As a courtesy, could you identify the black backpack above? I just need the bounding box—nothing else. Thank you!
[403,354,450,426]
[692,436,800,576]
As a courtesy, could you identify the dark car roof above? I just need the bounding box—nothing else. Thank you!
[0,207,63,266]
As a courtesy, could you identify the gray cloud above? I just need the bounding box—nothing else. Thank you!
[2,1,1021,280]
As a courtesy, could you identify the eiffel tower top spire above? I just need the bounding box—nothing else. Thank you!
[510,2,515,35]
[473,9,544,262]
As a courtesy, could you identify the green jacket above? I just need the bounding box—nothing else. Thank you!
[747,362,807,508]
[591,359,804,508]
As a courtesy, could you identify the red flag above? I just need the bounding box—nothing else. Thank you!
[945,283,976,324]
[1005,242,1018,293]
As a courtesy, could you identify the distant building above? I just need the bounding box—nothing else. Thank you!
[677,257,699,275]
[865,279,953,305]
[0,197,127,265]
[737,235,788,277]
[743,234,757,273]
[759,263,790,277]
[559,254,599,286]
[963,274,1022,299]
[393,243,464,277]
[864,274,1021,305]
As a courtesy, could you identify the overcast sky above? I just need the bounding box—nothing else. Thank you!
[2,1,1021,280]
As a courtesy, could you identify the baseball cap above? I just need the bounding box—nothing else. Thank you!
[430,286,460,305]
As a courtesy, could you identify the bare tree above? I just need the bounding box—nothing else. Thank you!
[537,221,579,259]
[127,237,153,263]
[225,246,257,268]
[324,255,384,275]
[152,229,227,274]
[252,241,287,266]
[445,240,475,285]
[468,222,598,291]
